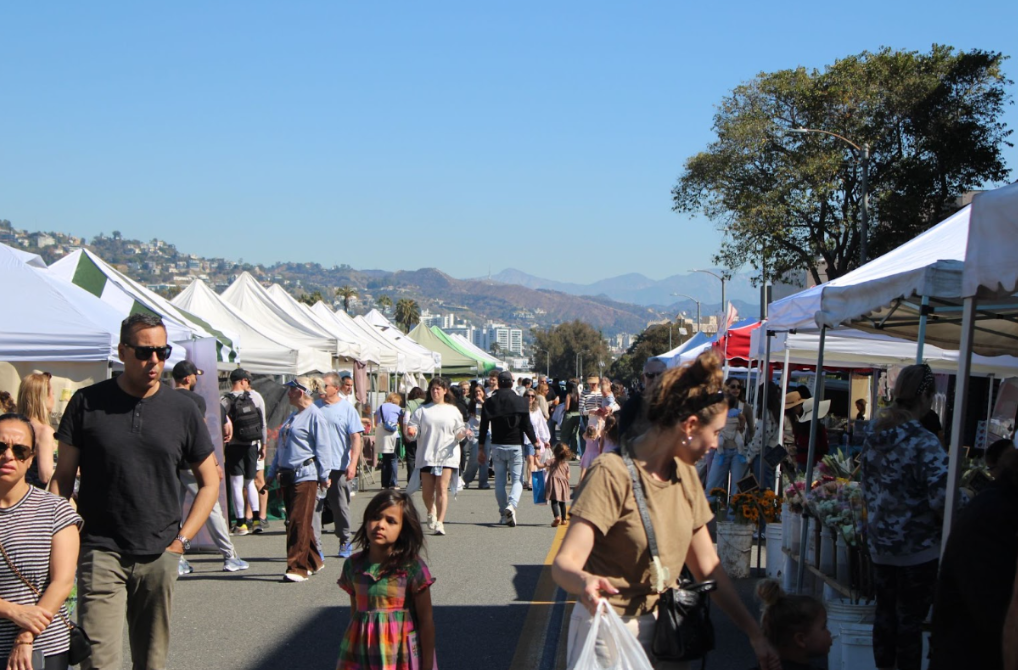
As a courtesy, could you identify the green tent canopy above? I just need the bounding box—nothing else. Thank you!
[407,323,490,376]
[428,326,498,374]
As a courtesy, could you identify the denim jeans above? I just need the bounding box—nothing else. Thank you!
[491,444,523,513]
[462,438,489,488]
[705,448,747,501]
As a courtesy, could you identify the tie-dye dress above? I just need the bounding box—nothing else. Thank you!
[337,552,437,670]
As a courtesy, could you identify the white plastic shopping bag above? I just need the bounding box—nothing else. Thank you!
[569,599,654,670]
[405,467,422,495]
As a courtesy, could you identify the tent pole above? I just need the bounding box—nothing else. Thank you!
[942,298,975,557]
[755,330,773,575]
[985,373,995,445]
[916,295,930,363]
[796,326,826,594]
[777,347,791,451]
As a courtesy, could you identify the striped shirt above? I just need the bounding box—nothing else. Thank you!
[0,486,82,658]
[581,390,603,417]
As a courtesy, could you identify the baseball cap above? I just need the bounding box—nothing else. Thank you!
[172,360,203,380]
[497,371,514,385]
[339,370,353,380]
[229,368,251,383]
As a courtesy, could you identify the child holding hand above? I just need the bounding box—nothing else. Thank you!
[337,490,437,670]
[753,579,832,669]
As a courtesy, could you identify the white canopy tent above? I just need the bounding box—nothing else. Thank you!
[360,310,441,371]
[352,315,434,374]
[262,284,363,361]
[220,273,343,364]
[172,279,332,374]
[49,249,237,367]
[309,303,385,367]
[0,243,118,362]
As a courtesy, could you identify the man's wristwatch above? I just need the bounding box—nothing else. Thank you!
[175,534,191,551]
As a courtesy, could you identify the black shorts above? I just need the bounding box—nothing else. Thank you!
[225,443,258,480]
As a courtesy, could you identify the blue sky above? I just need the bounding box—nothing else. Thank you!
[2,1,1015,284]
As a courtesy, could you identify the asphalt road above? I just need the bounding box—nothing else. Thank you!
[115,464,768,669]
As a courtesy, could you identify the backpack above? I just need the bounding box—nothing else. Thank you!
[226,391,263,443]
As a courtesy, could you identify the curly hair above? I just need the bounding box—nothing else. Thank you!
[646,350,727,430]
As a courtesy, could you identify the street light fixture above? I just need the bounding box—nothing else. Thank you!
[787,127,871,264]
[690,269,728,331]
[671,293,702,334]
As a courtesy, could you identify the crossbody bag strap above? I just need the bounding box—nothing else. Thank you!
[619,448,670,593]
[0,537,74,632]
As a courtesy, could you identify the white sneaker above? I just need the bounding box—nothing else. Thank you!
[427,512,436,530]
[434,521,445,536]
[499,510,508,525]
[223,557,249,572]
[284,572,307,582]
[506,505,517,528]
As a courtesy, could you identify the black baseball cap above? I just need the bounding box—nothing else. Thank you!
[172,360,203,381]
[229,368,251,383]
[497,371,514,385]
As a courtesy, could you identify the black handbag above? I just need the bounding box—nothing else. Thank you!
[0,539,92,665]
[620,450,717,665]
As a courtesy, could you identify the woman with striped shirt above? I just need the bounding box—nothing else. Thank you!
[0,412,81,670]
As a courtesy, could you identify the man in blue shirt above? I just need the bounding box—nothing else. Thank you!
[313,371,364,559]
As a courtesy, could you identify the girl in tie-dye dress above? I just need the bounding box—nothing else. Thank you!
[337,490,437,670]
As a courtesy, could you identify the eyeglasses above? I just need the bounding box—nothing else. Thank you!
[526,394,537,399]
[0,443,34,461]
[124,343,173,361]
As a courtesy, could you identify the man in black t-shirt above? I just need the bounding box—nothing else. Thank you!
[51,314,218,670]
[172,360,249,574]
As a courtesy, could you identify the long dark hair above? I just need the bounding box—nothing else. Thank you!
[352,490,425,576]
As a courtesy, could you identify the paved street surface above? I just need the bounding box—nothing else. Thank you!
[118,464,767,669]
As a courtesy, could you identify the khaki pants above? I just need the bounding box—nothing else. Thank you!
[567,602,689,670]
[77,549,180,670]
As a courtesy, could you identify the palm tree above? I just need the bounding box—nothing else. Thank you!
[375,294,393,313]
[394,298,421,333]
[489,342,502,357]
[335,285,358,313]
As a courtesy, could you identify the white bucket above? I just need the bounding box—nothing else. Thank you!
[765,523,783,578]
[826,598,876,670]
[789,513,801,553]
[781,503,791,550]
[716,522,754,579]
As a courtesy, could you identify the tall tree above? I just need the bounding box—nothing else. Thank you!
[609,323,683,384]
[530,321,610,379]
[297,290,325,306]
[672,46,1012,285]
[394,298,421,333]
[335,285,359,313]
[375,294,393,312]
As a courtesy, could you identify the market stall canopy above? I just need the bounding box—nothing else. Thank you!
[447,333,505,370]
[407,323,483,376]
[962,181,1018,299]
[768,188,1018,357]
[650,331,713,368]
[429,327,496,374]
[309,303,384,367]
[712,320,762,363]
[220,273,343,362]
[0,243,119,362]
[353,316,434,373]
[263,284,363,361]
[49,249,238,366]
[748,327,1018,377]
[357,309,439,369]
[172,279,332,374]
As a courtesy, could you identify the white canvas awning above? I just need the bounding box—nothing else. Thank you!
[172,279,332,374]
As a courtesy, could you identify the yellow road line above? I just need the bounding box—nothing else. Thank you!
[507,522,571,670]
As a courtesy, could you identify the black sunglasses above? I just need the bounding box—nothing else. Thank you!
[644,371,662,380]
[0,443,34,461]
[124,343,173,361]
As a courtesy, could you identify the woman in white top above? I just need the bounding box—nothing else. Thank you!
[406,378,468,536]
[523,391,551,489]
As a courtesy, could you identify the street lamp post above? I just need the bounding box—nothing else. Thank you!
[788,127,870,264]
[672,293,702,334]
[690,270,728,331]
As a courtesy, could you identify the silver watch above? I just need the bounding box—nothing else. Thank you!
[175,534,191,551]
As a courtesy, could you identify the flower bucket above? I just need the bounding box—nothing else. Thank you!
[781,503,791,550]
[716,521,754,579]
[826,597,876,670]
[765,523,783,579]
[789,512,802,553]
[835,533,850,585]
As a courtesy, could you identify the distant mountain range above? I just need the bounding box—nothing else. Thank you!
[483,268,762,311]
